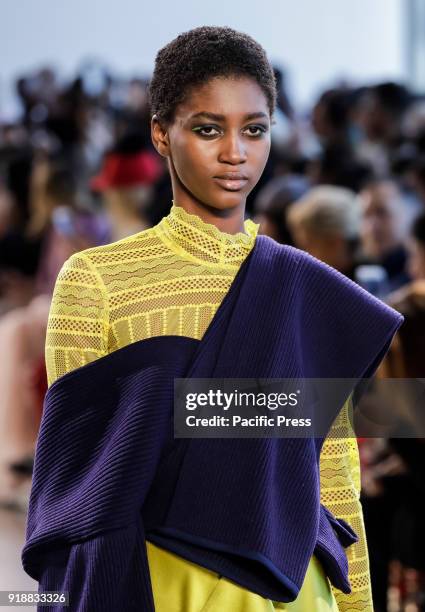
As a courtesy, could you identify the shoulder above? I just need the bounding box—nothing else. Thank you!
[75,226,158,267]
[60,226,159,283]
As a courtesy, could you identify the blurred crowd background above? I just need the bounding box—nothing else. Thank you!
[1,8,425,612]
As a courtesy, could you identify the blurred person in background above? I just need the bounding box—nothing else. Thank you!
[113,77,152,142]
[0,159,109,511]
[286,185,361,279]
[308,87,374,192]
[273,66,294,121]
[383,210,425,382]
[265,66,296,160]
[311,88,353,150]
[28,156,111,293]
[358,179,413,293]
[357,83,412,148]
[90,133,164,240]
[308,145,373,193]
[253,174,309,244]
[0,181,13,234]
[0,181,37,312]
[406,212,425,281]
[0,152,44,314]
[358,212,425,611]
[354,82,412,177]
[360,280,425,611]
[410,155,425,209]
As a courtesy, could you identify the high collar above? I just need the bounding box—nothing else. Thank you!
[154,202,259,267]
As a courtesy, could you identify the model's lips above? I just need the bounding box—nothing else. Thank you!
[213,172,249,191]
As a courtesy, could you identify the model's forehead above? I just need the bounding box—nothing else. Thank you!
[176,76,269,117]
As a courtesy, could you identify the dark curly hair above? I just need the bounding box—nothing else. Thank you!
[148,26,277,124]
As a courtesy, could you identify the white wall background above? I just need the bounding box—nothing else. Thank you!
[1,0,405,115]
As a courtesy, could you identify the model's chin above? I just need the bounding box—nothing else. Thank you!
[205,193,246,213]
[208,185,250,207]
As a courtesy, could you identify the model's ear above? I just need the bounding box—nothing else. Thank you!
[151,114,170,158]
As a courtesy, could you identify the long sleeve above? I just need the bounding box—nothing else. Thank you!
[45,251,109,388]
[320,395,374,611]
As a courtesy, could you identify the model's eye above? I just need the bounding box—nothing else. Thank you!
[244,125,268,137]
[192,125,221,137]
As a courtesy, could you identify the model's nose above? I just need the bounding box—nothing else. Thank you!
[218,133,248,165]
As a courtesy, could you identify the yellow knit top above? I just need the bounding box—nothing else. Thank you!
[45,203,373,611]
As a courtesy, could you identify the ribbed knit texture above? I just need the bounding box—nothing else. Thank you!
[33,203,402,610]
[24,335,198,611]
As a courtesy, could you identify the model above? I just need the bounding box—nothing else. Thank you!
[22,26,403,612]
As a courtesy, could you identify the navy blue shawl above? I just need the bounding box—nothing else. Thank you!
[22,236,404,611]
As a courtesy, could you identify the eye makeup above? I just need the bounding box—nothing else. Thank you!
[191,124,269,138]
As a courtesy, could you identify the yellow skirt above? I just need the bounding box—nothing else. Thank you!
[146,541,339,611]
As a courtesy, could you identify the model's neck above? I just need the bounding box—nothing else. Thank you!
[172,199,247,236]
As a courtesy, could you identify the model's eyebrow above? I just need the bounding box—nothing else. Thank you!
[190,111,269,121]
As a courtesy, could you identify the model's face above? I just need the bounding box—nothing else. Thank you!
[152,76,271,215]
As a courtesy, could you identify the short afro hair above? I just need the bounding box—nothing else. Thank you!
[148,26,277,124]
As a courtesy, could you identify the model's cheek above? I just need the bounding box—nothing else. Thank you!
[171,146,212,197]
[190,140,219,170]
[249,142,271,184]
[184,147,219,192]
[184,147,213,183]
